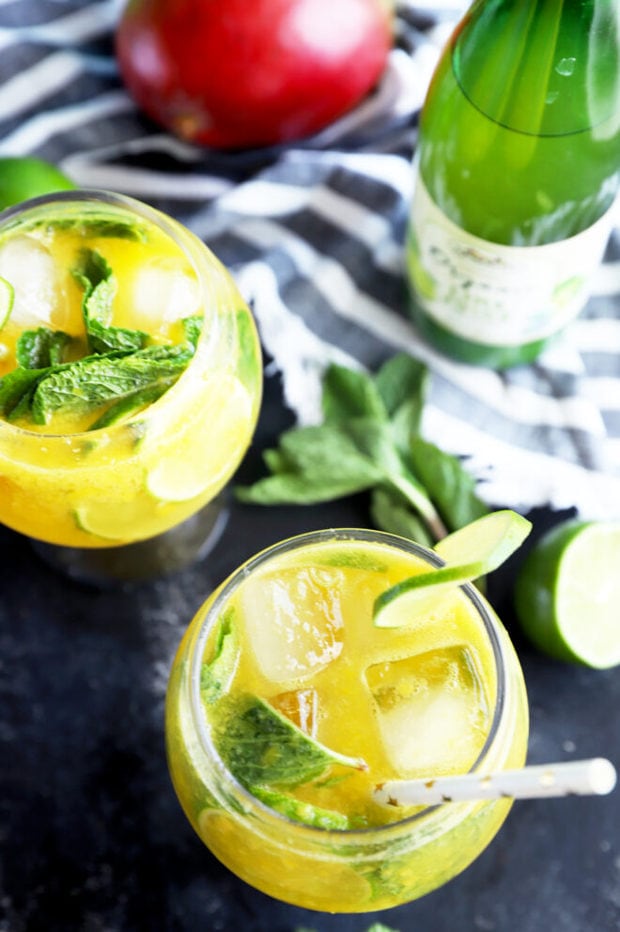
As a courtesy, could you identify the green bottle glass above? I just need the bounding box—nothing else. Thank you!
[406,0,620,368]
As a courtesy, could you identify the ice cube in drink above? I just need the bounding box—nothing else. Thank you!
[237,565,345,684]
[366,645,491,776]
[130,259,202,336]
[0,235,61,329]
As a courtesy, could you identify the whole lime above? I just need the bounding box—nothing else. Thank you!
[0,156,75,210]
[514,519,620,669]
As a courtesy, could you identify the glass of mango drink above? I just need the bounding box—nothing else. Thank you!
[0,190,262,582]
[165,527,529,912]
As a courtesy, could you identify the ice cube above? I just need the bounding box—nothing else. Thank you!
[366,646,490,776]
[0,235,58,328]
[238,566,345,684]
[131,260,201,331]
[270,688,319,737]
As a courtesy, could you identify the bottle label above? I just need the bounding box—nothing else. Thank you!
[407,175,615,347]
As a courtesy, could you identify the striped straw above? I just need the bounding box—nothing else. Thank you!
[374,757,617,808]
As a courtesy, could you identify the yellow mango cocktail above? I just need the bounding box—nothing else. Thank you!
[0,191,262,579]
[165,528,529,911]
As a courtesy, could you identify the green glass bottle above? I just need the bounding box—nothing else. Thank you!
[407,0,620,368]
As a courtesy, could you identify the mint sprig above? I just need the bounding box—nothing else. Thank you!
[0,246,203,429]
[236,354,488,543]
[29,344,193,425]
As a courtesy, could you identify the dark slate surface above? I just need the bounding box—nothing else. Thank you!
[1,372,619,932]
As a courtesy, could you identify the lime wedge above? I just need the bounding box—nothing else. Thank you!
[373,510,531,627]
[145,378,253,503]
[514,519,620,669]
[0,275,14,330]
[74,498,171,542]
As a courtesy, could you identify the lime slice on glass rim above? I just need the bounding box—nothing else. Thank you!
[0,275,14,329]
[373,509,532,628]
[514,519,620,669]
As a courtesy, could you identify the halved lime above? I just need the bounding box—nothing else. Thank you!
[374,510,531,627]
[0,275,14,329]
[0,156,75,210]
[514,519,620,669]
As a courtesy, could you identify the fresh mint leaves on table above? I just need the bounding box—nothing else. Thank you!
[237,353,488,544]
[0,247,202,429]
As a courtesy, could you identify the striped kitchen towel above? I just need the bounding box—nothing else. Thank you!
[0,0,618,518]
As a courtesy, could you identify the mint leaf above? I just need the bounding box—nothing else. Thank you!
[236,424,383,505]
[87,376,177,430]
[200,610,238,705]
[408,436,488,533]
[30,344,193,425]
[374,353,427,420]
[0,366,48,419]
[216,694,366,788]
[87,318,148,354]
[370,487,434,548]
[16,327,72,369]
[73,248,116,328]
[250,785,351,830]
[322,363,387,423]
[182,314,204,350]
[375,353,428,456]
[73,248,149,354]
[43,216,147,241]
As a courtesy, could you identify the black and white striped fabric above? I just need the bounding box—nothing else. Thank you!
[1,0,619,518]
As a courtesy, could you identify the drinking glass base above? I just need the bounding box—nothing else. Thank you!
[31,492,230,586]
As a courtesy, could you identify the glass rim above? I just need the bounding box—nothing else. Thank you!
[188,526,509,838]
[0,188,222,442]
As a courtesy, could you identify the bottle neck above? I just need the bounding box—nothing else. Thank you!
[453,0,620,137]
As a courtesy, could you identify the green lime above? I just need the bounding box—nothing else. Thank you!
[514,519,620,669]
[374,509,532,627]
[0,156,75,210]
[74,498,173,542]
[0,275,14,329]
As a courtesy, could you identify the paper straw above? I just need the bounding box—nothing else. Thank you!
[373,757,617,807]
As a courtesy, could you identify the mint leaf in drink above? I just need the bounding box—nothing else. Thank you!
[200,610,238,705]
[250,785,352,830]
[216,694,367,788]
[0,366,48,419]
[42,216,147,241]
[16,327,72,369]
[87,376,177,430]
[30,344,193,425]
[73,248,116,327]
[73,248,149,354]
[182,314,204,350]
[87,318,148,354]
[236,353,487,543]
